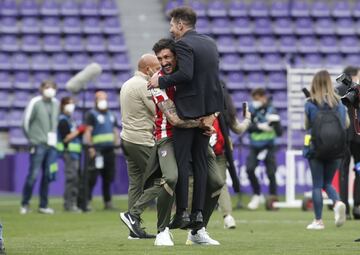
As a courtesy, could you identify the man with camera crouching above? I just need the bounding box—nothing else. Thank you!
[336,66,360,220]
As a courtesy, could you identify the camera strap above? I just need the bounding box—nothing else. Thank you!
[353,107,360,135]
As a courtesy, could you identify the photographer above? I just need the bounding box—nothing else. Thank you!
[336,66,360,220]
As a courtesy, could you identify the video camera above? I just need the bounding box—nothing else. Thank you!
[336,73,360,109]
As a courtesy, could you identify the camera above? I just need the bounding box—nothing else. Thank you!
[336,73,360,109]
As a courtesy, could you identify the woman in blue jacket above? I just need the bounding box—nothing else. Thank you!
[304,70,349,230]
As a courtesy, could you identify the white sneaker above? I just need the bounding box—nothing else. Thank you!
[306,220,325,230]
[38,207,55,214]
[247,195,263,210]
[185,227,220,245]
[334,201,346,227]
[154,227,174,246]
[224,214,236,229]
[20,206,30,215]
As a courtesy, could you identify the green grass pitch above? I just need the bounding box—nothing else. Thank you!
[0,195,359,255]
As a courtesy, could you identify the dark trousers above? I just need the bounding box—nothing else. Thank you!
[88,147,115,203]
[173,127,210,212]
[246,145,277,196]
[339,141,360,214]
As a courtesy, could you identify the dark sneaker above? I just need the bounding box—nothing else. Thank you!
[120,212,155,239]
[169,211,190,230]
[128,231,140,240]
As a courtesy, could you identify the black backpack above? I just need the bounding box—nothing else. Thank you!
[311,103,346,160]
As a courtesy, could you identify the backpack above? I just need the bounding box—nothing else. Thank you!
[311,103,346,160]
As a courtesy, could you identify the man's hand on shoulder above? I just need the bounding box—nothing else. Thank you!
[147,72,160,89]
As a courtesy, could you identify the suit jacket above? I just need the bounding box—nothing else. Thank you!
[159,30,224,119]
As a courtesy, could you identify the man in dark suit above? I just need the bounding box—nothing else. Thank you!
[148,6,224,228]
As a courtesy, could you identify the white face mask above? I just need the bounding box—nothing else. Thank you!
[252,100,263,109]
[97,100,108,110]
[64,104,75,114]
[43,88,56,98]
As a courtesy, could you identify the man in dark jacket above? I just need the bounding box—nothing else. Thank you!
[336,66,360,219]
[148,6,224,228]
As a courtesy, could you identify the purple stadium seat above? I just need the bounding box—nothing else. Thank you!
[84,92,95,108]
[0,17,18,34]
[278,110,288,126]
[21,35,42,52]
[332,1,351,18]
[253,18,272,35]
[112,53,131,71]
[207,0,227,18]
[54,72,71,90]
[270,2,289,17]
[107,35,127,52]
[226,72,245,90]
[99,0,118,16]
[242,54,262,71]
[92,53,111,70]
[12,53,31,71]
[0,91,12,108]
[217,36,237,53]
[319,36,339,53]
[165,1,180,15]
[249,1,269,17]
[115,72,132,89]
[228,1,247,18]
[80,0,98,16]
[339,36,359,53]
[0,72,12,90]
[1,35,20,52]
[220,54,241,71]
[71,53,91,70]
[237,36,257,53]
[231,91,250,108]
[345,55,360,67]
[8,110,23,127]
[0,110,8,128]
[324,54,344,68]
[62,17,82,34]
[232,18,252,35]
[311,2,330,17]
[83,17,102,34]
[32,72,52,85]
[189,1,207,17]
[295,18,314,35]
[13,72,33,90]
[272,91,287,108]
[107,93,119,109]
[40,0,59,16]
[1,0,18,16]
[42,17,61,34]
[20,0,39,16]
[257,36,278,53]
[60,0,79,16]
[291,55,303,68]
[273,18,293,35]
[353,1,360,18]
[291,1,310,17]
[0,53,12,70]
[51,53,69,71]
[9,128,29,147]
[263,54,285,71]
[31,53,51,71]
[21,17,41,34]
[103,17,121,34]
[86,35,106,52]
[315,18,335,35]
[303,54,323,68]
[195,18,211,34]
[297,36,318,53]
[64,36,84,52]
[95,72,114,90]
[211,18,232,35]
[245,72,266,89]
[336,18,356,35]
[267,72,287,90]
[43,35,62,52]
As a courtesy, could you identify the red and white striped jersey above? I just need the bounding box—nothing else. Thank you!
[150,72,176,141]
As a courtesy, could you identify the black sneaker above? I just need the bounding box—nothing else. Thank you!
[168,211,190,229]
[120,212,155,239]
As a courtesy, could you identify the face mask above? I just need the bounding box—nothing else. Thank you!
[43,88,56,98]
[64,104,75,114]
[252,100,263,109]
[97,100,108,110]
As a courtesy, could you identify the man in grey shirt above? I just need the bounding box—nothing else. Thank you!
[20,80,59,215]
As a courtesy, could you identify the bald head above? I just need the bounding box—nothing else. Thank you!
[138,54,161,76]
[95,91,107,101]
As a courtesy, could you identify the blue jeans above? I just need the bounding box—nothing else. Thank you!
[21,145,54,208]
[309,158,341,220]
